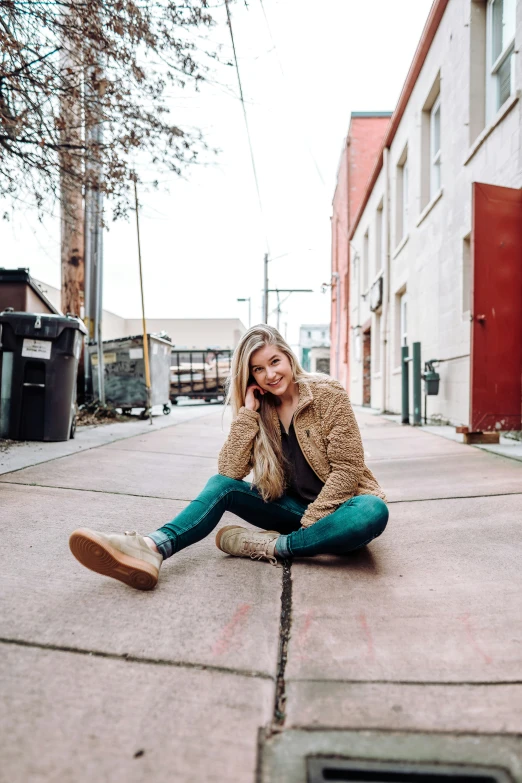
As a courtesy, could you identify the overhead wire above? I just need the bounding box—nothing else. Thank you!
[258,0,327,189]
[223,0,271,255]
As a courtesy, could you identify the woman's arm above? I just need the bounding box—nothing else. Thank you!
[218,407,260,480]
[300,389,365,527]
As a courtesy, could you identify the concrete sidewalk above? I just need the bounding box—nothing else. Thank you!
[1,407,521,782]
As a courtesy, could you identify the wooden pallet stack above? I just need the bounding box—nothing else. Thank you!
[170,358,230,396]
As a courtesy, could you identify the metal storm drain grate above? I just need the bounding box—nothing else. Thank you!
[307,759,514,783]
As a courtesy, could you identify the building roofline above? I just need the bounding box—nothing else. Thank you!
[350,111,393,118]
[348,0,449,240]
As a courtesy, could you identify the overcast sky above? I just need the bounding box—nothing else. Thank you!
[1,0,433,348]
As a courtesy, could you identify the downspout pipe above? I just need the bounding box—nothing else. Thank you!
[332,271,341,379]
[381,147,391,413]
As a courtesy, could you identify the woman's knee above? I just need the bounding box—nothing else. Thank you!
[345,494,388,538]
[358,494,389,535]
[204,473,244,496]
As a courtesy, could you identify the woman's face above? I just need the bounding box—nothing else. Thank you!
[249,345,294,397]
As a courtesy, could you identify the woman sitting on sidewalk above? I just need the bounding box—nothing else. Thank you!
[69,325,388,590]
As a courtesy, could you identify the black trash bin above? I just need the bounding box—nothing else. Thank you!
[0,310,87,442]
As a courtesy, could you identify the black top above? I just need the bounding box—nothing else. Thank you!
[280,418,324,506]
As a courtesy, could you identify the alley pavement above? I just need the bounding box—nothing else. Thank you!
[1,405,521,782]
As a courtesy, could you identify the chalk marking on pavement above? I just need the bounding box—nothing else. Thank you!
[358,612,376,662]
[212,603,252,656]
[460,613,493,665]
[0,637,274,681]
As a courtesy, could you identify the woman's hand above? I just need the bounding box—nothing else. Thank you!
[245,383,265,412]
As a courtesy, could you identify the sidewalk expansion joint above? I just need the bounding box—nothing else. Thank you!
[0,409,220,478]
[271,559,293,731]
[106,447,217,460]
[0,637,274,681]
[0,480,192,503]
[289,677,522,686]
[387,490,522,504]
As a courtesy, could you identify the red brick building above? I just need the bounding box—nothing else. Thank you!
[330,112,391,389]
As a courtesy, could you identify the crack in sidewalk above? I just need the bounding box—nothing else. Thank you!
[272,559,293,729]
[0,637,274,681]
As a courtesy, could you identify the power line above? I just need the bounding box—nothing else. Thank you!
[224,0,270,255]
[258,0,326,189]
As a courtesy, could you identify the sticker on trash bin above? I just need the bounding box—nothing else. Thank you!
[22,338,52,360]
[91,352,116,366]
[129,347,143,359]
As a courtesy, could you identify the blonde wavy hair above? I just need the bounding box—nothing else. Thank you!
[223,324,320,502]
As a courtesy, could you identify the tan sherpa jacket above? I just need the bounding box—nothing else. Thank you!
[218,376,386,527]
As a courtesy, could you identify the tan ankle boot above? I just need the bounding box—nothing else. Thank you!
[215,526,280,566]
[69,528,162,590]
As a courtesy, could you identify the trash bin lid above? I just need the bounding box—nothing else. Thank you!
[0,310,87,338]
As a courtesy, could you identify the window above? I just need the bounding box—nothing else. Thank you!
[487,0,516,120]
[421,73,441,208]
[395,289,408,366]
[462,234,472,314]
[400,293,408,348]
[352,255,359,308]
[430,96,441,199]
[354,328,361,363]
[307,331,312,339]
[396,147,409,244]
[373,312,381,374]
[362,230,369,292]
[376,201,384,276]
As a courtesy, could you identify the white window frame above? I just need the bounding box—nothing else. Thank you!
[486,0,516,122]
[362,230,370,293]
[402,157,409,236]
[376,203,383,278]
[400,293,408,349]
[373,312,381,375]
[430,95,441,199]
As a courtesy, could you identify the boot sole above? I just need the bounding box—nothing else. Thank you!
[69,528,158,591]
[215,525,280,554]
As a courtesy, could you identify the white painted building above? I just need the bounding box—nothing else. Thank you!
[345,0,522,429]
[34,279,246,349]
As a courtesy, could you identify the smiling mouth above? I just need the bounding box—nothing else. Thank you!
[267,378,283,387]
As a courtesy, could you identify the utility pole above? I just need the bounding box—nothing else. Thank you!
[84,58,105,403]
[263,252,269,323]
[267,288,313,333]
[59,27,85,396]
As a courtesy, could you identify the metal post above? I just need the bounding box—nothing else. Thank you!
[263,253,269,323]
[401,345,409,424]
[133,179,152,425]
[95,188,105,405]
[412,341,421,425]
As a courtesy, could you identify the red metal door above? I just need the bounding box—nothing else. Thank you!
[470,182,522,431]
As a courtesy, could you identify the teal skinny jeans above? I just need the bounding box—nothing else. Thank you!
[148,474,388,560]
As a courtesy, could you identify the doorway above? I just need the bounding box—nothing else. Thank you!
[470,182,522,431]
[362,326,371,407]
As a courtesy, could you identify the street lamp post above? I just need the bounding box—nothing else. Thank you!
[237,297,251,328]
